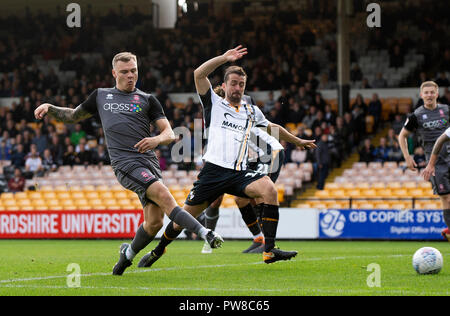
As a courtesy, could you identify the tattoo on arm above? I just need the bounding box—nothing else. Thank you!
[47,105,92,123]
[431,135,448,156]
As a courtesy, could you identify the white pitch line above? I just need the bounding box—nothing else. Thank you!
[0,254,412,285]
[0,284,284,293]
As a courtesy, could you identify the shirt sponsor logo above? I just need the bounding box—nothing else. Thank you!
[422,119,448,129]
[103,103,142,113]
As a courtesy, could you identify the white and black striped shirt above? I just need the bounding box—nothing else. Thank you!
[199,85,269,170]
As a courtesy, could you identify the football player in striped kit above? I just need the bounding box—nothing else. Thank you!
[138,46,315,267]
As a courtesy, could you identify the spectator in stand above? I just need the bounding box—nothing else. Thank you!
[391,114,405,135]
[315,133,330,190]
[386,128,397,147]
[327,125,342,168]
[63,144,78,166]
[25,144,44,177]
[70,123,86,146]
[323,104,336,125]
[312,110,327,131]
[75,142,92,166]
[388,140,403,163]
[350,64,363,82]
[10,143,26,168]
[389,44,404,68]
[312,92,327,111]
[75,137,89,153]
[289,102,305,124]
[263,91,276,114]
[372,137,391,163]
[0,139,11,160]
[92,144,110,166]
[435,72,450,87]
[317,73,336,90]
[359,78,372,89]
[301,105,317,129]
[359,138,375,164]
[351,94,367,112]
[42,148,57,173]
[368,93,382,129]
[337,114,354,153]
[8,168,25,192]
[48,134,64,166]
[32,128,48,154]
[371,72,388,88]
[413,146,427,171]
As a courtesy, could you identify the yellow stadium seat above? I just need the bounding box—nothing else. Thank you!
[409,188,424,197]
[71,191,85,199]
[29,192,43,199]
[96,185,109,191]
[57,192,71,200]
[114,191,128,199]
[43,192,57,200]
[17,199,32,207]
[315,189,329,198]
[386,182,402,189]
[85,191,100,199]
[14,192,29,199]
[376,188,392,197]
[100,192,114,199]
[1,193,14,200]
[74,199,89,206]
[82,185,96,191]
[361,189,377,198]
[391,189,408,198]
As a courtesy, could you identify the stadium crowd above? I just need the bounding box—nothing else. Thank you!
[0,0,450,193]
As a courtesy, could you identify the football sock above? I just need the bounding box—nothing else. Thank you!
[254,203,264,231]
[128,224,155,260]
[205,206,220,230]
[444,209,450,228]
[153,221,181,256]
[196,211,206,226]
[169,206,208,239]
[239,203,262,236]
[260,204,279,252]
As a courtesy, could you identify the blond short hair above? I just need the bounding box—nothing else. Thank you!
[112,52,137,68]
[420,81,438,92]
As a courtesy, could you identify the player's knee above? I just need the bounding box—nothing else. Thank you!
[262,184,278,204]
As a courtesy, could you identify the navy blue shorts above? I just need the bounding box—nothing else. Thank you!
[185,162,266,206]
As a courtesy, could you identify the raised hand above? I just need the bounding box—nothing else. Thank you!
[223,45,248,62]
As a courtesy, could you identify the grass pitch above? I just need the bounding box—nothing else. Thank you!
[0,239,448,296]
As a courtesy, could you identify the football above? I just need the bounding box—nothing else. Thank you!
[412,247,444,275]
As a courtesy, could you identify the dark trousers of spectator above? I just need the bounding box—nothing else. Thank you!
[316,164,329,190]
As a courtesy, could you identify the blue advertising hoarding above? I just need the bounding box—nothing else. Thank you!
[319,209,446,240]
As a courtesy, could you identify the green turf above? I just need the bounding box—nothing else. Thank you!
[0,239,448,296]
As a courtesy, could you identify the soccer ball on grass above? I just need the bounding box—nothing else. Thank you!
[412,247,443,275]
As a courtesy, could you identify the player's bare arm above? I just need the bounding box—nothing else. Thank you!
[398,127,417,171]
[266,122,316,149]
[422,132,450,181]
[134,118,175,153]
[34,103,92,123]
[194,45,247,95]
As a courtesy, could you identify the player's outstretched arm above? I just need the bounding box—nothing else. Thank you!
[35,103,92,123]
[422,131,450,181]
[267,122,316,150]
[194,45,247,95]
[398,127,417,171]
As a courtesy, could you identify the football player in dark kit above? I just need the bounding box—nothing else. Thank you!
[399,81,450,240]
[34,52,223,275]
